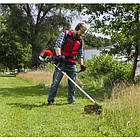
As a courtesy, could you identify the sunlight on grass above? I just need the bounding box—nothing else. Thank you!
[0,72,140,137]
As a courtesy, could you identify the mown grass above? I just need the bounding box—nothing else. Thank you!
[0,72,140,137]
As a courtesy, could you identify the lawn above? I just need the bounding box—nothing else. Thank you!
[0,72,140,137]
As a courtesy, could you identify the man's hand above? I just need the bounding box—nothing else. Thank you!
[57,55,65,63]
[55,55,65,70]
[80,65,86,72]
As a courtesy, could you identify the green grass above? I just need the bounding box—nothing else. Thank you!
[0,73,140,137]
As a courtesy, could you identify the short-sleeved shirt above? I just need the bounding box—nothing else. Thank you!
[55,31,84,59]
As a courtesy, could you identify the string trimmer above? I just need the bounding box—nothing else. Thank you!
[39,49,102,115]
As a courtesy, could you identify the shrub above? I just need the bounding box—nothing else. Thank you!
[84,54,132,84]
[0,64,6,73]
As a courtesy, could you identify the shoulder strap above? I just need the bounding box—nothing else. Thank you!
[62,30,69,46]
[64,30,69,39]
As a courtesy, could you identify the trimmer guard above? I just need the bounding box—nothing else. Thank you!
[84,103,102,115]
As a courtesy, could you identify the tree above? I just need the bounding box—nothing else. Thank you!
[83,32,112,48]
[0,14,32,71]
[1,4,71,68]
[82,4,140,80]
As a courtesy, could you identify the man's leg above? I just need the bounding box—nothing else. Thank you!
[48,68,63,104]
[67,65,76,104]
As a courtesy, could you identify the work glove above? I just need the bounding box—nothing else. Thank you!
[54,55,65,70]
[80,65,86,72]
[57,55,65,63]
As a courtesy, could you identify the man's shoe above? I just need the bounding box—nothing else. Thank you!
[47,99,54,106]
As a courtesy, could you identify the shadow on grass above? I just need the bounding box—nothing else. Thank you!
[0,85,49,97]
[0,82,106,102]
[0,84,73,99]
[1,83,106,110]
[7,102,47,110]
[7,102,72,110]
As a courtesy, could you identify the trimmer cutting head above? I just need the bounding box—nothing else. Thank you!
[84,103,102,115]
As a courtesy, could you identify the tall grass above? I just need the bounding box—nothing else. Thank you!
[103,83,140,136]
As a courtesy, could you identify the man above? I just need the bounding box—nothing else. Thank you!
[47,23,87,105]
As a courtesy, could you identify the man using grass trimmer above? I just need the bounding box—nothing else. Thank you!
[39,23,102,114]
[47,23,87,105]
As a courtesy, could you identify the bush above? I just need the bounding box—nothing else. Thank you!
[85,54,132,84]
[45,62,54,72]
[0,64,6,73]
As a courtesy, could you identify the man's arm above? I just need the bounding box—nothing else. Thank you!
[77,39,84,66]
[55,47,61,56]
[55,31,66,56]
[77,40,86,72]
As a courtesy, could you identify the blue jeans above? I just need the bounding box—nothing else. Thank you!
[48,63,76,103]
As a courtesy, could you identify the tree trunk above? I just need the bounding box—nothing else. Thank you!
[31,39,39,69]
[130,7,139,80]
[131,54,138,80]
[30,26,40,69]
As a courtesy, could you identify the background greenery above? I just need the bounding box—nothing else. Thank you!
[1,4,140,80]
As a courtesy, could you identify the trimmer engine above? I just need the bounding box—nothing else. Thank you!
[39,50,53,62]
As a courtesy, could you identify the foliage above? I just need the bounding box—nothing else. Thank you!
[0,4,71,68]
[0,14,32,71]
[84,54,132,85]
[82,4,140,79]
[83,32,112,48]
